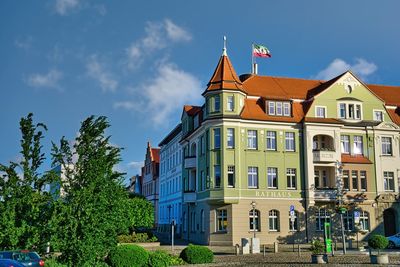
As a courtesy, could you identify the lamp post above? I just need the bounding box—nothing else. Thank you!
[335,160,346,254]
[251,201,257,239]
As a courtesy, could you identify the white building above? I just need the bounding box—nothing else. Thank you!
[158,124,183,233]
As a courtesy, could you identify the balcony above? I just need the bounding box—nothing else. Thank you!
[313,149,336,162]
[314,188,337,200]
[183,191,196,203]
[184,156,196,169]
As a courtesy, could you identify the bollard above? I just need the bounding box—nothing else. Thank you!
[263,244,266,257]
[297,244,300,256]
[274,242,278,253]
[235,244,240,256]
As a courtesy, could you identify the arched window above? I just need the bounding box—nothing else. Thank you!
[289,210,298,232]
[249,209,260,231]
[315,208,330,231]
[269,210,280,231]
[343,211,354,231]
[359,211,369,231]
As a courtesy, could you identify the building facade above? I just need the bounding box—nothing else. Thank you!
[158,124,183,233]
[173,48,400,246]
[141,142,160,226]
[127,174,142,195]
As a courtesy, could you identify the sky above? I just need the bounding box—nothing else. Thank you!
[1,0,400,184]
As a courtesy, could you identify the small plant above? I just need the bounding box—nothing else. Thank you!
[368,235,389,255]
[310,239,325,255]
[179,244,213,264]
[117,232,158,243]
[148,250,172,267]
[108,244,149,267]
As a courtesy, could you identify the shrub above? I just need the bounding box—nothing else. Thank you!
[108,244,149,267]
[118,232,158,243]
[368,235,389,254]
[44,259,68,267]
[148,250,171,267]
[310,239,325,255]
[179,244,213,264]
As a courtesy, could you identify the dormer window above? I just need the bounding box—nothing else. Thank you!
[373,110,384,122]
[267,101,291,117]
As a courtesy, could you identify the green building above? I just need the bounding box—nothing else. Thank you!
[174,48,400,246]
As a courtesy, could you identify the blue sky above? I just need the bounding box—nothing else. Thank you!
[1,0,400,183]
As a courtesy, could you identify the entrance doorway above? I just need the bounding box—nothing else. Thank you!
[383,208,396,236]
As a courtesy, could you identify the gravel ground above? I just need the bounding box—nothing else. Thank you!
[203,252,400,267]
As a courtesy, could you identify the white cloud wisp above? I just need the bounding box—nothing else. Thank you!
[26,69,63,90]
[54,0,80,15]
[314,58,377,81]
[86,55,118,93]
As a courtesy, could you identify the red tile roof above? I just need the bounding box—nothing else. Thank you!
[341,154,372,164]
[204,55,244,93]
[151,148,160,163]
[183,105,202,116]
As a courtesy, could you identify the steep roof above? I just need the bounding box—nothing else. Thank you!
[151,148,160,163]
[203,55,244,94]
[182,105,202,117]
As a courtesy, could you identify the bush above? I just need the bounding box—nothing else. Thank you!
[310,239,325,255]
[44,259,68,267]
[118,232,158,243]
[148,250,171,267]
[179,244,213,264]
[368,235,389,253]
[108,244,149,267]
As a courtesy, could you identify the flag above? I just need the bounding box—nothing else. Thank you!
[253,44,271,58]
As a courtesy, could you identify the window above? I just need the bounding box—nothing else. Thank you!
[342,170,350,190]
[359,211,370,231]
[352,170,358,191]
[247,130,257,149]
[214,165,221,188]
[214,95,220,112]
[276,102,283,115]
[200,171,205,191]
[200,210,205,232]
[214,128,220,149]
[360,171,367,191]
[289,210,298,232]
[374,110,383,121]
[287,168,296,189]
[384,171,395,191]
[343,211,354,231]
[216,209,227,231]
[267,167,278,188]
[315,209,330,231]
[322,170,328,188]
[249,209,260,231]
[183,212,187,232]
[248,167,258,188]
[341,135,350,154]
[268,101,275,115]
[227,96,234,111]
[227,128,234,148]
[227,166,235,187]
[339,103,346,118]
[269,210,279,231]
[316,106,326,118]
[283,102,291,116]
[355,104,361,119]
[353,136,363,155]
[266,131,277,150]
[381,137,392,156]
[285,132,295,151]
[314,170,320,188]
[200,136,204,155]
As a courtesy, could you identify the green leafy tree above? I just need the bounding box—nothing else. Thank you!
[50,116,129,266]
[125,196,154,231]
[0,113,56,251]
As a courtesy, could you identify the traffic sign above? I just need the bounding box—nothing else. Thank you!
[354,210,360,224]
[290,205,295,212]
[290,210,295,216]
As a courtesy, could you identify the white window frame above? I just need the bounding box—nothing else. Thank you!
[227,128,234,148]
[283,102,291,116]
[381,136,392,156]
[227,165,235,188]
[227,96,234,111]
[351,170,358,191]
[287,168,296,189]
[353,136,363,155]
[268,101,275,115]
[276,102,283,116]
[343,211,354,231]
[266,131,277,151]
[249,209,260,231]
[359,211,370,231]
[360,170,367,191]
[267,167,278,189]
[315,106,327,118]
[315,208,330,232]
[214,165,221,188]
[341,135,350,154]
[248,166,258,188]
[247,130,257,149]
[384,171,395,191]
[268,210,279,231]
[373,109,384,122]
[285,132,295,151]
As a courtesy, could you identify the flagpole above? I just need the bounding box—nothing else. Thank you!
[251,43,254,74]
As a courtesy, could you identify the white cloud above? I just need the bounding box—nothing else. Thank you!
[54,0,80,15]
[15,36,33,50]
[26,69,63,90]
[126,19,192,69]
[314,58,377,81]
[114,62,202,126]
[86,55,118,92]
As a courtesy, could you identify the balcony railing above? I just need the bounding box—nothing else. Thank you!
[184,156,196,169]
[313,149,336,162]
[314,188,337,200]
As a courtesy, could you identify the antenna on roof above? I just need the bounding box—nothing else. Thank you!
[222,35,227,56]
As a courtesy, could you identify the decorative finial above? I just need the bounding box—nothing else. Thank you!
[222,35,227,56]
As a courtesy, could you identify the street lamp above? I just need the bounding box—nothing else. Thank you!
[251,201,257,239]
[335,160,346,254]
